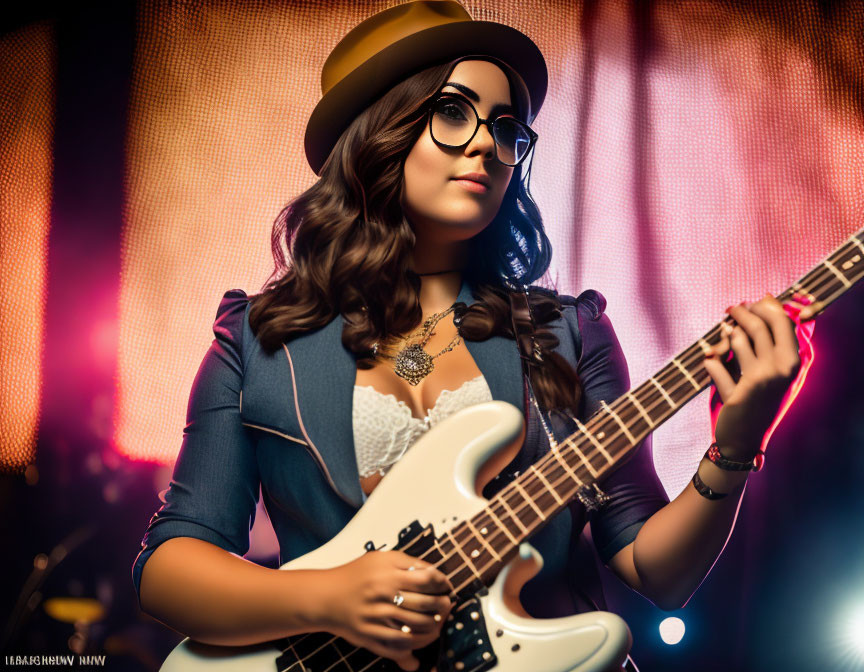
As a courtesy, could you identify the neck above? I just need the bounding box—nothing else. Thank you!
[409,231,469,315]
[417,271,463,316]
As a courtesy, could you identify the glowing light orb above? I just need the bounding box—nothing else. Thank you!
[659,617,686,645]
[836,602,864,668]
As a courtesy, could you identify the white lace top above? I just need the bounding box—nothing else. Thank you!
[352,374,493,478]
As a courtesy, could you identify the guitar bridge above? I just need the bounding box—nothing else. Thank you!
[576,482,611,513]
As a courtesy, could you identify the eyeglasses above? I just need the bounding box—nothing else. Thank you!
[426,93,537,167]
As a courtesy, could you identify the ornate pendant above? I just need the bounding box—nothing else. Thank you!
[393,343,434,386]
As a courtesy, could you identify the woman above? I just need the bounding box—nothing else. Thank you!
[132,3,804,671]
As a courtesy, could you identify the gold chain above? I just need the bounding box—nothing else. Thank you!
[372,306,462,385]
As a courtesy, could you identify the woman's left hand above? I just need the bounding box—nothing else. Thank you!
[702,293,803,458]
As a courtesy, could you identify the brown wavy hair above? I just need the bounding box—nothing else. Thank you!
[249,59,582,415]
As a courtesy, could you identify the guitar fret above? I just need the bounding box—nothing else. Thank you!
[841,252,861,272]
[650,376,677,408]
[531,464,564,505]
[823,259,852,288]
[672,356,701,390]
[444,529,482,579]
[330,642,356,671]
[455,525,496,571]
[484,505,520,545]
[833,240,864,278]
[543,457,578,499]
[498,496,530,535]
[600,400,637,444]
[512,481,546,521]
[465,519,501,562]
[431,536,464,592]
[792,281,816,303]
[573,443,600,477]
[553,444,586,487]
[627,391,654,428]
[573,417,613,462]
[263,227,864,672]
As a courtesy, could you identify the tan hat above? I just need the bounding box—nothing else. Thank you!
[304,0,547,175]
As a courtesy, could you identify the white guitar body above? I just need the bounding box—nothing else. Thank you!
[160,401,632,672]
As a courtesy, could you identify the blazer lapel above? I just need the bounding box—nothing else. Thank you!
[283,277,525,510]
[283,317,366,509]
[456,280,525,416]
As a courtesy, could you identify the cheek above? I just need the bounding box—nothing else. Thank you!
[404,134,447,203]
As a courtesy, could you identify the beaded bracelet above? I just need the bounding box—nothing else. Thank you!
[705,441,765,472]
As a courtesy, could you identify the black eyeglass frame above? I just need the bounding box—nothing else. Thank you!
[425,92,538,167]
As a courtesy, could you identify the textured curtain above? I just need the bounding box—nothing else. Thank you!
[115,0,863,500]
[0,21,55,474]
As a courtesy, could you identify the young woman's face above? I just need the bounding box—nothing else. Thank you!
[402,59,516,244]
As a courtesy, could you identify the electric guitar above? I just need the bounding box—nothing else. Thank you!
[159,229,864,672]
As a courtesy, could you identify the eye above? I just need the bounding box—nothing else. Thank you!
[440,103,466,120]
[432,96,472,124]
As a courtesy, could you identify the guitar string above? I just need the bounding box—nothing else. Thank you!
[425,233,863,571]
[440,245,863,579]
[281,240,862,670]
[399,247,859,584]
[282,248,860,669]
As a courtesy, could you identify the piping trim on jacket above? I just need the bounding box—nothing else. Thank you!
[240,422,308,446]
[281,342,357,507]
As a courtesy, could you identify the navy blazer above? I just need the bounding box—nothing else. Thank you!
[132,279,669,617]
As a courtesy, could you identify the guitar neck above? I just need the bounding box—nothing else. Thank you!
[435,228,864,595]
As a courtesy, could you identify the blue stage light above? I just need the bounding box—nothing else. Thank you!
[659,617,686,645]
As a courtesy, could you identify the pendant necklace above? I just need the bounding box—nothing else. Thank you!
[372,305,462,386]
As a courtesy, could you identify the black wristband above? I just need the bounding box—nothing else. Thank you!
[692,470,728,500]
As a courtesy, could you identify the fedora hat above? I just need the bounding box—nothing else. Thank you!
[304,0,548,175]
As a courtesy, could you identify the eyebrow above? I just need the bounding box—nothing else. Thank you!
[442,81,515,118]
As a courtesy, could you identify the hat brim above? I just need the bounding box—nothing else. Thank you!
[304,20,547,175]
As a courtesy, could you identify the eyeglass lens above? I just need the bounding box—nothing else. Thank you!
[430,96,533,166]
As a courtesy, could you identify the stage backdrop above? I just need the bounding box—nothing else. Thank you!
[107,0,864,504]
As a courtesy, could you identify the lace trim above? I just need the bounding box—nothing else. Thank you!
[352,375,491,478]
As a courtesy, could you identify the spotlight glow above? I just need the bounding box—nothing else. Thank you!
[845,605,864,657]
[659,617,686,645]
[833,601,864,671]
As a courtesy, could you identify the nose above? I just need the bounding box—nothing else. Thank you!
[465,120,496,160]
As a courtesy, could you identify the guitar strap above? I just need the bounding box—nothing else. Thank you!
[508,285,639,667]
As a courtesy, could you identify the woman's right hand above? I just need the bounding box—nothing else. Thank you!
[313,550,454,671]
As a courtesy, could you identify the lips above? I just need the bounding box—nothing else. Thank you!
[452,172,490,187]
[451,172,490,193]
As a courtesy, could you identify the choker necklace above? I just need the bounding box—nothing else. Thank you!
[372,305,462,385]
[416,268,462,276]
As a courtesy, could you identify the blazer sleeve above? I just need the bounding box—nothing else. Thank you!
[563,290,670,566]
[131,289,260,610]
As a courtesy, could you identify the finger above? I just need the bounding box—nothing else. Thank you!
[727,303,774,361]
[364,623,419,651]
[396,590,451,617]
[402,566,452,594]
[379,605,439,633]
[724,319,758,376]
[748,295,801,374]
[392,552,434,571]
[703,351,736,403]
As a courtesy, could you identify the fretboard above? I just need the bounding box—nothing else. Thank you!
[435,228,864,596]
